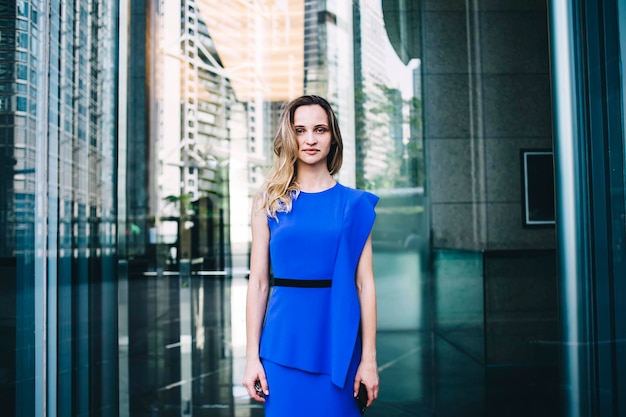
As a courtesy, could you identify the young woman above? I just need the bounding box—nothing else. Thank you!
[242,95,379,416]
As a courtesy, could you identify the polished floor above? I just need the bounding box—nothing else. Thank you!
[122,252,561,417]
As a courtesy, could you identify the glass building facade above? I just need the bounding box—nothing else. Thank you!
[0,0,624,416]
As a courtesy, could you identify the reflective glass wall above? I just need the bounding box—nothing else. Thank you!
[550,0,626,415]
[0,0,120,416]
[1,0,625,416]
[120,1,426,415]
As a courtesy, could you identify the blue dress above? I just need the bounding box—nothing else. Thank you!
[259,183,378,417]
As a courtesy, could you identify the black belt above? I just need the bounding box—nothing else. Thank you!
[273,278,332,288]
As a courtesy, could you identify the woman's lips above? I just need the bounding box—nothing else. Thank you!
[303,149,319,154]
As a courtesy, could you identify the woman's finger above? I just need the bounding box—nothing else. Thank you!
[247,382,266,402]
[366,382,379,406]
[353,376,362,398]
[258,375,270,396]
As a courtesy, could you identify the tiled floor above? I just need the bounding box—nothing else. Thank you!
[122,268,560,417]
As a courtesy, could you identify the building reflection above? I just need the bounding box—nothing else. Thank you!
[124,272,264,417]
[1,0,625,416]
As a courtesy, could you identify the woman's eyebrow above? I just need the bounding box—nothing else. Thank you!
[293,123,328,128]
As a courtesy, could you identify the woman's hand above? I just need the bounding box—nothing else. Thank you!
[353,360,379,408]
[243,358,269,402]
[354,232,379,408]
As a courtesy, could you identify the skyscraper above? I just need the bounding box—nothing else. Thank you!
[0,0,120,415]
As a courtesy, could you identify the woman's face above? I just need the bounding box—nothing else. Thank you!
[293,104,332,170]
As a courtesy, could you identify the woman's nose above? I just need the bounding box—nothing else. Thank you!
[304,132,317,144]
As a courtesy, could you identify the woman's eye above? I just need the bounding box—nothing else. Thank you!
[295,128,304,134]
[315,127,327,134]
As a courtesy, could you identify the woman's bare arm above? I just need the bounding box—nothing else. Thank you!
[354,232,379,406]
[242,196,271,400]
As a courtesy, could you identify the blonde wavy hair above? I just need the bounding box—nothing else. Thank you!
[259,95,343,218]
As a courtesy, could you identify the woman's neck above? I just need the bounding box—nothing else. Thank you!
[295,169,335,193]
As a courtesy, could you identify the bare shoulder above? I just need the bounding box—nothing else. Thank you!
[250,192,269,233]
[251,191,266,215]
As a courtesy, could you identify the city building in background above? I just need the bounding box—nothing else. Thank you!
[354,0,414,190]
[0,0,120,415]
[158,0,235,272]
[0,1,624,417]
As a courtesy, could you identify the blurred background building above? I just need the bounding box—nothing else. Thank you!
[0,0,624,416]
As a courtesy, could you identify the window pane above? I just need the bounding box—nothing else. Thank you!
[16,64,27,80]
[17,1,29,17]
[16,95,26,111]
[0,95,10,111]
[0,30,17,48]
[17,32,27,48]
